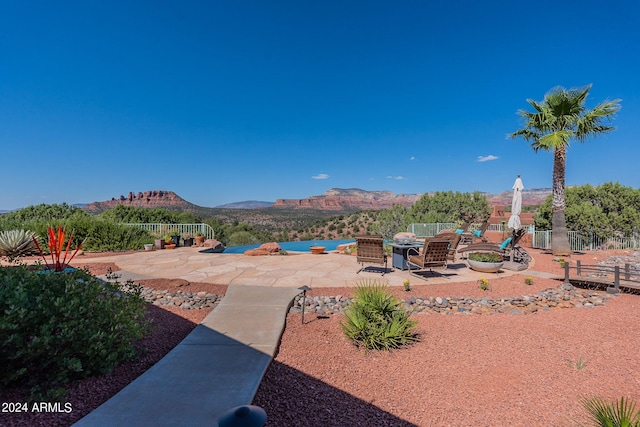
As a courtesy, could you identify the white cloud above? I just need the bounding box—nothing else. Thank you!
[410,156,415,161]
[477,155,499,162]
[312,173,329,180]
[386,175,406,180]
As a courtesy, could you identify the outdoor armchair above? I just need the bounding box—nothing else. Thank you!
[356,235,388,275]
[406,239,450,278]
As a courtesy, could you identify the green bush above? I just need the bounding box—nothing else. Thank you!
[579,396,640,427]
[468,252,504,263]
[0,266,149,394]
[82,219,152,251]
[228,230,257,247]
[341,280,419,351]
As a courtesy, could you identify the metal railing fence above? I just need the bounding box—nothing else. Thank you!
[407,223,455,238]
[407,222,534,238]
[122,223,215,239]
[532,230,640,251]
[407,222,640,251]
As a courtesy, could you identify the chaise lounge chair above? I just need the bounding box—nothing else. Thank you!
[460,221,490,244]
[458,228,530,265]
[406,239,450,279]
[356,235,389,275]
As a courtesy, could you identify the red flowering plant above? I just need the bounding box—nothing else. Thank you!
[32,225,86,272]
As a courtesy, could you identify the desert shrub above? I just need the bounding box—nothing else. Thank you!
[80,219,152,251]
[228,230,257,246]
[341,280,418,351]
[1,205,153,251]
[98,205,179,223]
[0,266,149,394]
[0,203,87,226]
[579,396,640,427]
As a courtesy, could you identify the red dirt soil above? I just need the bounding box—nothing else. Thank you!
[2,249,640,426]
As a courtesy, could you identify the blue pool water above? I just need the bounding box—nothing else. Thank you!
[223,239,356,254]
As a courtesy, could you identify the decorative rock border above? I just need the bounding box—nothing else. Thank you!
[118,283,223,310]
[289,283,616,316]
[141,287,222,310]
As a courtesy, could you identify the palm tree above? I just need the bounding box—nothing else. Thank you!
[511,85,621,255]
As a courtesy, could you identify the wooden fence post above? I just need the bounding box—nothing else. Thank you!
[564,261,571,285]
[608,265,621,294]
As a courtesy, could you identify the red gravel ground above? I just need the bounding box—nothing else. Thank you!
[253,249,640,426]
[2,249,640,426]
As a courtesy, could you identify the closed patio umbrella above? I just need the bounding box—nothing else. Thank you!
[507,175,523,230]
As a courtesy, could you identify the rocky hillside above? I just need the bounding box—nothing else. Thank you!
[82,187,552,215]
[273,188,421,211]
[485,188,551,206]
[83,190,200,213]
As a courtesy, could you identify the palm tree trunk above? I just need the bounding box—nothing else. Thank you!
[551,146,571,255]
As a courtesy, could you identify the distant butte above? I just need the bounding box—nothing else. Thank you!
[83,190,197,213]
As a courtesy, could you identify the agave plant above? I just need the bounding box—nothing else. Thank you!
[0,229,39,260]
[32,225,85,272]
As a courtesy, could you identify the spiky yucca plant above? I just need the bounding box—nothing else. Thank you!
[0,229,39,260]
[341,279,419,351]
[579,396,640,427]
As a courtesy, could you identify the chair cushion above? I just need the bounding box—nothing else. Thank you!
[455,229,464,234]
[499,237,513,250]
[473,230,482,237]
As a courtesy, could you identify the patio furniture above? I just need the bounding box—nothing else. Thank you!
[461,221,490,244]
[458,228,530,265]
[406,239,450,278]
[388,241,423,270]
[420,231,462,262]
[356,235,388,275]
[454,222,471,234]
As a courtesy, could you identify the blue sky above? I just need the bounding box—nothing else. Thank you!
[1,1,639,210]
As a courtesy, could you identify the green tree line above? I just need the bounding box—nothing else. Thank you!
[535,182,640,239]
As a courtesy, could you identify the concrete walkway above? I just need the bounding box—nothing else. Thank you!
[74,285,301,427]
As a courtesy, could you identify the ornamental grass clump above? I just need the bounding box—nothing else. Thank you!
[341,279,419,351]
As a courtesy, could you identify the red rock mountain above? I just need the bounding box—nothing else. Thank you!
[273,188,421,211]
[83,187,552,213]
[83,190,197,213]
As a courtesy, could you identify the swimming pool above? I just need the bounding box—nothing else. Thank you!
[222,239,356,254]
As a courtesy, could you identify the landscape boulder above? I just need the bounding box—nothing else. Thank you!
[244,242,281,256]
[203,239,225,251]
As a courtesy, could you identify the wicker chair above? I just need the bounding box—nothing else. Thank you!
[356,235,388,275]
[406,239,450,278]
